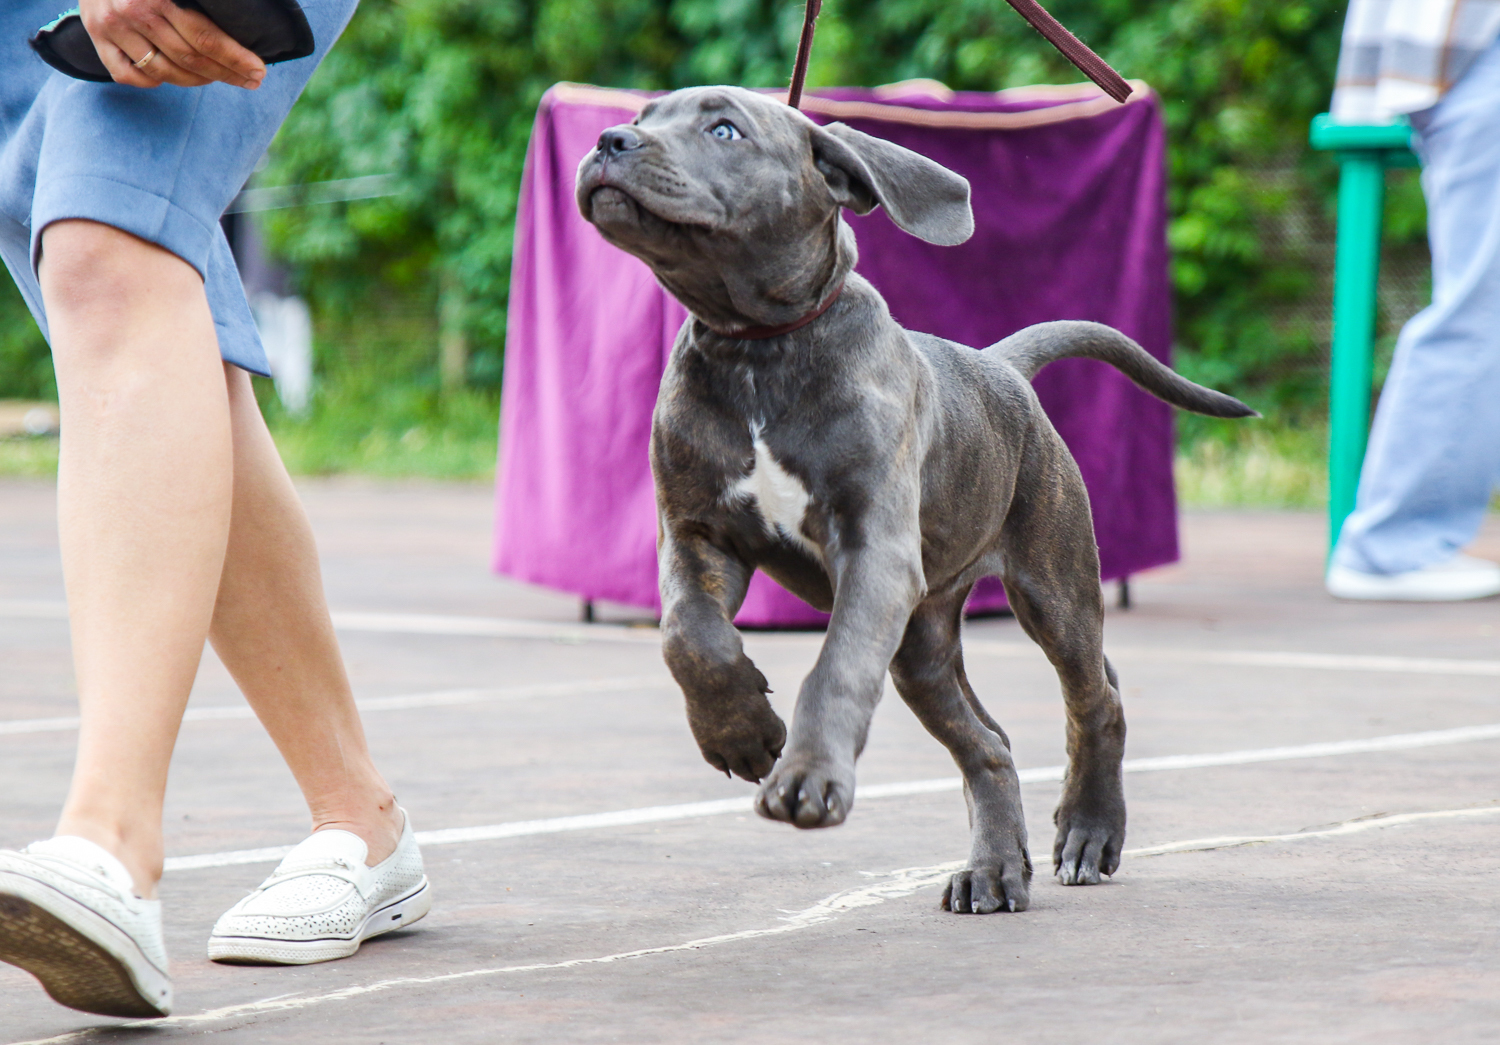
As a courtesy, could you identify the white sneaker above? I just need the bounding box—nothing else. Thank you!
[1327,553,1500,602]
[0,837,172,1018]
[208,810,430,965]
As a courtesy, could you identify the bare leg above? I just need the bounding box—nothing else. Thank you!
[43,221,399,901]
[43,221,235,898]
[208,365,401,861]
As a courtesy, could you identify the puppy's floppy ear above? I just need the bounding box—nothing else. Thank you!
[810,122,974,246]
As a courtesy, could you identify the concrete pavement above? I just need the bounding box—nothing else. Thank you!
[1,477,1497,1043]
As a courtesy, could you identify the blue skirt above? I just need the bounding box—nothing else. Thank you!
[0,0,359,376]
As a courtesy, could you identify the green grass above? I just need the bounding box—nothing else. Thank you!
[252,291,501,481]
[0,266,1336,502]
[17,417,1483,515]
[0,436,59,477]
[0,385,499,483]
[1175,424,1327,510]
[6,407,1325,510]
[261,382,499,481]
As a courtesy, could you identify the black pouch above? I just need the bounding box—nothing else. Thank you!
[30,1,315,83]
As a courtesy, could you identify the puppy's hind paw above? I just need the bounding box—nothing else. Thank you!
[941,863,1030,914]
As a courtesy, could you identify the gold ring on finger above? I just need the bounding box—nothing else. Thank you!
[132,48,156,69]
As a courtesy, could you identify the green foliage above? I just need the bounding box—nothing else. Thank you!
[259,0,1364,423]
[0,0,1422,481]
[260,380,501,479]
[0,436,59,477]
[258,0,692,389]
[253,298,500,478]
[828,0,1355,413]
[1174,419,1327,509]
[0,278,53,401]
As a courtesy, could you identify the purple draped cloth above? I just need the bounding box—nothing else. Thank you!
[494,81,1177,626]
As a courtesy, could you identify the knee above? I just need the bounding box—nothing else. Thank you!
[39,220,197,320]
[890,611,959,689]
[890,642,955,692]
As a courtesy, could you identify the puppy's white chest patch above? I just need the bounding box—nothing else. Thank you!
[728,437,819,558]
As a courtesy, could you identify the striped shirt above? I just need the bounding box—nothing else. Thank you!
[1332,0,1500,122]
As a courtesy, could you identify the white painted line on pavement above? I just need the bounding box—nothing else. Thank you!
[0,599,66,619]
[8,863,963,1043]
[164,796,758,872]
[161,718,1500,872]
[329,610,667,645]
[8,597,1498,675]
[0,714,83,736]
[1124,804,1500,857]
[1120,646,1500,677]
[350,676,667,711]
[964,638,1500,677]
[2,610,1495,740]
[16,804,1498,1043]
[0,599,667,645]
[0,676,667,737]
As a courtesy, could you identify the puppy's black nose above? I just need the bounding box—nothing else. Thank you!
[598,127,643,158]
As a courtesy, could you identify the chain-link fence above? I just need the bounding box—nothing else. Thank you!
[1253,166,1430,392]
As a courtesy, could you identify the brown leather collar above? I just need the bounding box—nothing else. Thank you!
[720,281,845,340]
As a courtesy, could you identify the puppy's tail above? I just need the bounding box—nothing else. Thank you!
[988,320,1257,419]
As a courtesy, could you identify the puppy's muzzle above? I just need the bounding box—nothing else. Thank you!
[597,126,645,159]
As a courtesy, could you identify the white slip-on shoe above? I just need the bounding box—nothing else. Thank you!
[0,837,172,1018]
[208,809,430,965]
[1327,553,1500,602]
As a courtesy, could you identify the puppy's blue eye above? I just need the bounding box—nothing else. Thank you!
[710,121,743,141]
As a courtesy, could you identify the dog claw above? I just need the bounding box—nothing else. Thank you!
[755,759,852,829]
[1053,819,1121,887]
[687,688,785,784]
[942,862,1030,915]
[699,736,781,784]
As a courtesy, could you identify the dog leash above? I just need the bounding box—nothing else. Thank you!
[765,0,1127,340]
[1000,0,1132,103]
[785,0,1131,109]
[786,0,825,109]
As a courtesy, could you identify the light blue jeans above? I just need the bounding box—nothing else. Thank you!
[1333,38,1500,575]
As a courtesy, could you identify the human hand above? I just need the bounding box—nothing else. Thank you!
[78,0,266,89]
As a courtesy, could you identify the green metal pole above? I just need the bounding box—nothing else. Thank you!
[1327,152,1385,550]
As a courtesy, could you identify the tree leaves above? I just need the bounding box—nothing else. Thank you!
[259,0,1351,407]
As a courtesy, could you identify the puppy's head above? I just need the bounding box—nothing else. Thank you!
[576,86,973,334]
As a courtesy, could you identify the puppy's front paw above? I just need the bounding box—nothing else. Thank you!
[1052,801,1125,886]
[690,696,786,783]
[942,858,1031,914]
[754,755,854,828]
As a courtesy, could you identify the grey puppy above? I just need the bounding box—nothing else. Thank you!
[576,86,1253,914]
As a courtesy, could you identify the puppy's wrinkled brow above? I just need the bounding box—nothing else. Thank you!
[692,94,756,132]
